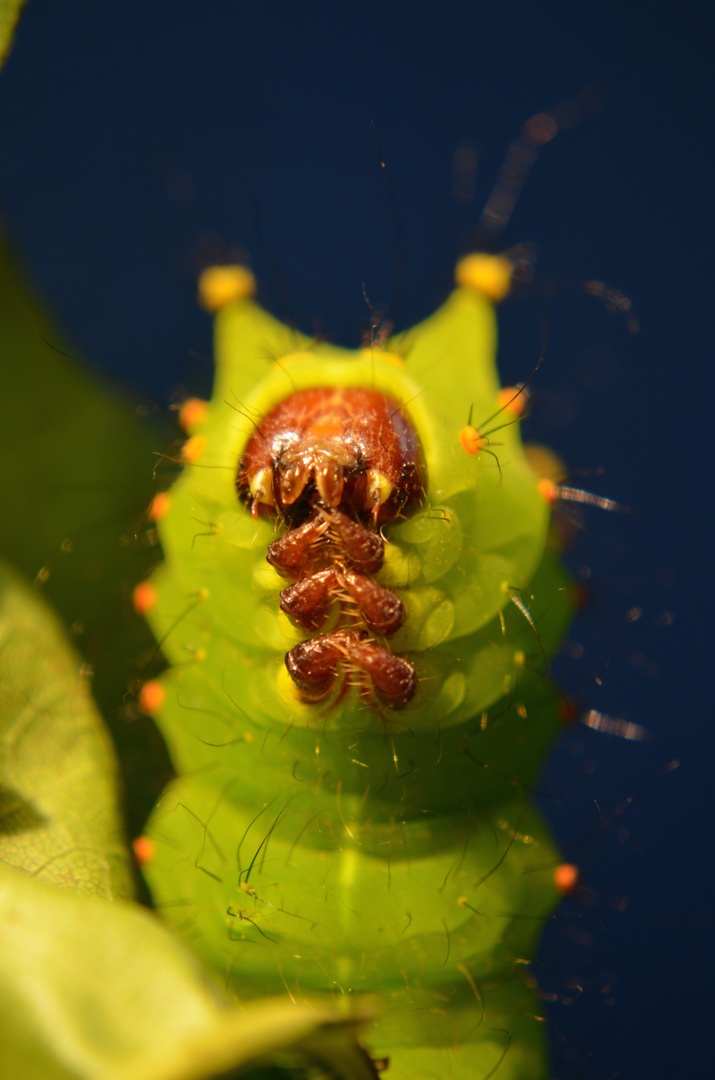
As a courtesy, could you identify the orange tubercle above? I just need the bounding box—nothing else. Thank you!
[178,397,208,434]
[459,425,484,455]
[537,477,559,504]
[139,679,165,715]
[149,492,171,520]
[132,581,158,616]
[181,434,207,463]
[497,385,530,417]
[132,835,156,865]
[554,863,579,895]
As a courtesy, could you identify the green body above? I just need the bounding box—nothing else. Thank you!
[143,282,574,1078]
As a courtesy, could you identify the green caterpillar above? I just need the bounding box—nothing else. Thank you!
[138,250,577,1079]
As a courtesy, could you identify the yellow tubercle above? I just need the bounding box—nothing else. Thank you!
[197,265,256,312]
[454,253,513,303]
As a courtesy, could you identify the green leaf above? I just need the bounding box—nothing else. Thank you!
[0,231,173,838]
[0,0,26,69]
[0,862,376,1080]
[0,560,133,899]
[0,566,374,1078]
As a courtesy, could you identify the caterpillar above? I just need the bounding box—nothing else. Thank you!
[135,226,582,1078]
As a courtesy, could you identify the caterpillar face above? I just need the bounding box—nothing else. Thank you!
[139,256,576,1078]
[237,386,425,524]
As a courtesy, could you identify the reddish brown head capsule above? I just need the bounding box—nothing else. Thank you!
[237,387,424,525]
[238,386,425,710]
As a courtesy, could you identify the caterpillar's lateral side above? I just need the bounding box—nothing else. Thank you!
[138,251,577,1079]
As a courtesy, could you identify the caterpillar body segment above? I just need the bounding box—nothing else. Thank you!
[141,259,574,1078]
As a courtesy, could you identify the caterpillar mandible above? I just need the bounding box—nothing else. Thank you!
[137,129,578,1078]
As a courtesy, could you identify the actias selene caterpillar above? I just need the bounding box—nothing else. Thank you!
[139,249,578,1079]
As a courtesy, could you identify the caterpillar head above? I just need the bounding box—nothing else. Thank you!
[236,386,425,526]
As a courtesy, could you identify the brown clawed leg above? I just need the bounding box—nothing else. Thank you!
[286,630,416,708]
[341,570,404,636]
[285,634,345,701]
[326,509,384,574]
[267,515,327,576]
[347,639,417,707]
[280,568,339,631]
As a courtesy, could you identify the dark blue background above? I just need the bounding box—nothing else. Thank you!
[0,2,711,1077]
